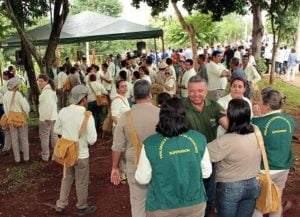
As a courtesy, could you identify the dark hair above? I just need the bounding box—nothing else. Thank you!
[116,79,126,89]
[38,74,56,90]
[65,57,69,62]
[101,63,108,69]
[8,66,14,72]
[59,66,66,72]
[230,57,240,66]
[89,73,96,82]
[198,54,205,61]
[121,60,127,68]
[157,92,171,106]
[133,70,140,79]
[71,67,77,74]
[226,99,253,135]
[185,59,193,65]
[82,57,87,61]
[146,57,153,65]
[139,66,149,75]
[230,77,247,87]
[4,70,14,79]
[166,57,173,65]
[156,97,189,137]
[212,50,221,57]
[92,64,99,71]
[188,75,207,86]
[242,54,249,58]
[86,67,92,74]
[134,79,151,100]
[119,70,127,80]
[51,59,57,64]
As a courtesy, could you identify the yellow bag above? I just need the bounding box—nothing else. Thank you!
[63,77,71,92]
[96,95,109,106]
[256,173,280,213]
[7,112,26,128]
[0,114,8,128]
[253,125,280,214]
[53,138,79,167]
[53,111,91,167]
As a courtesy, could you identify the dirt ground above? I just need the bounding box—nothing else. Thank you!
[0,113,299,217]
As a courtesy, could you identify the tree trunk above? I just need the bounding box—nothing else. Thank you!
[44,0,69,72]
[171,1,197,65]
[251,1,264,60]
[295,14,300,60]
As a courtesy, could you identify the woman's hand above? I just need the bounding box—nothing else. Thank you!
[253,104,262,117]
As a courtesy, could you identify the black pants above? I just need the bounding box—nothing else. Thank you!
[0,104,5,149]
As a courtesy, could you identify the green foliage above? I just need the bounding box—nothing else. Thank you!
[132,0,247,21]
[255,59,267,74]
[70,0,123,17]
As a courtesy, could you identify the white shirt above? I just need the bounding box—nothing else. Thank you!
[207,61,228,91]
[57,71,68,89]
[217,94,253,137]
[87,81,108,102]
[108,62,116,78]
[141,75,152,85]
[244,64,261,84]
[39,84,58,121]
[264,46,272,59]
[54,105,97,159]
[101,71,113,91]
[3,90,30,115]
[249,55,256,66]
[111,94,130,126]
[135,145,212,185]
[234,50,241,59]
[184,48,193,60]
[181,68,196,97]
[164,77,176,95]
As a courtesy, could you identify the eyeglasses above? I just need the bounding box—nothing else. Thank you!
[165,72,170,75]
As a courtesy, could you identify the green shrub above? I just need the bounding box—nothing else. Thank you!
[256,58,267,74]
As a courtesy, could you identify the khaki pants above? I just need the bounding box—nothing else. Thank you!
[252,170,289,217]
[207,89,225,101]
[57,89,68,109]
[9,125,29,163]
[127,172,148,217]
[39,121,58,161]
[56,158,89,209]
[147,203,206,217]
[2,128,12,152]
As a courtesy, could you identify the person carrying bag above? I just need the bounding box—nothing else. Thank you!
[253,125,280,214]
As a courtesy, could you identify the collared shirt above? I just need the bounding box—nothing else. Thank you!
[87,81,108,102]
[57,71,68,89]
[207,61,228,91]
[101,71,113,91]
[39,84,58,121]
[244,64,261,84]
[54,104,97,159]
[184,97,224,143]
[111,94,130,126]
[164,77,176,95]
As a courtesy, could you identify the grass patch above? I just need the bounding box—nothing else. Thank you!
[0,162,44,195]
[257,77,300,114]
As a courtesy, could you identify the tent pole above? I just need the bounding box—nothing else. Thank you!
[154,37,158,67]
[86,42,90,65]
[161,35,165,54]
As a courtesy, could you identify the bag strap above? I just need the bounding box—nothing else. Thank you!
[112,95,127,106]
[125,110,142,165]
[8,90,17,112]
[253,124,272,181]
[78,111,92,138]
[88,81,98,98]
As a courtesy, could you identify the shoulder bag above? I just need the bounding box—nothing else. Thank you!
[253,125,280,214]
[63,76,72,92]
[88,81,108,106]
[53,111,92,167]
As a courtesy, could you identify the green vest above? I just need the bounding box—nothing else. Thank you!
[184,98,224,142]
[252,112,297,170]
[144,130,207,211]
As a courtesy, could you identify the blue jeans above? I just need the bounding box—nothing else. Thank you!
[204,164,216,217]
[216,177,260,217]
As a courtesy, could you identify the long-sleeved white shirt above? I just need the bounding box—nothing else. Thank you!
[207,61,228,91]
[39,84,58,121]
[135,145,212,185]
[244,64,261,84]
[3,90,30,115]
[181,68,196,97]
[87,81,108,102]
[54,105,97,159]
[57,71,68,89]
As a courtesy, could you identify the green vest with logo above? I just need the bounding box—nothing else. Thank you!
[252,112,297,170]
[144,130,207,211]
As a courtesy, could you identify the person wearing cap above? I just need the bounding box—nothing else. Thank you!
[54,85,97,216]
[2,77,30,163]
[155,62,167,85]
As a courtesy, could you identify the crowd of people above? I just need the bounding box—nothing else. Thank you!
[0,44,298,217]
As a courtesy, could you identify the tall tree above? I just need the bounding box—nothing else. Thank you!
[3,0,69,104]
[132,0,247,63]
[268,0,300,84]
[295,13,300,60]
[70,0,122,16]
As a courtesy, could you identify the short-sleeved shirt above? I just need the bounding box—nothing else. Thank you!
[184,98,225,142]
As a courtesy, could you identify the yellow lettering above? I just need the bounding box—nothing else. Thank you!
[272,129,287,134]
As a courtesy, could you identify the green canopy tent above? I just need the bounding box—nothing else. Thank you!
[1,11,163,48]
